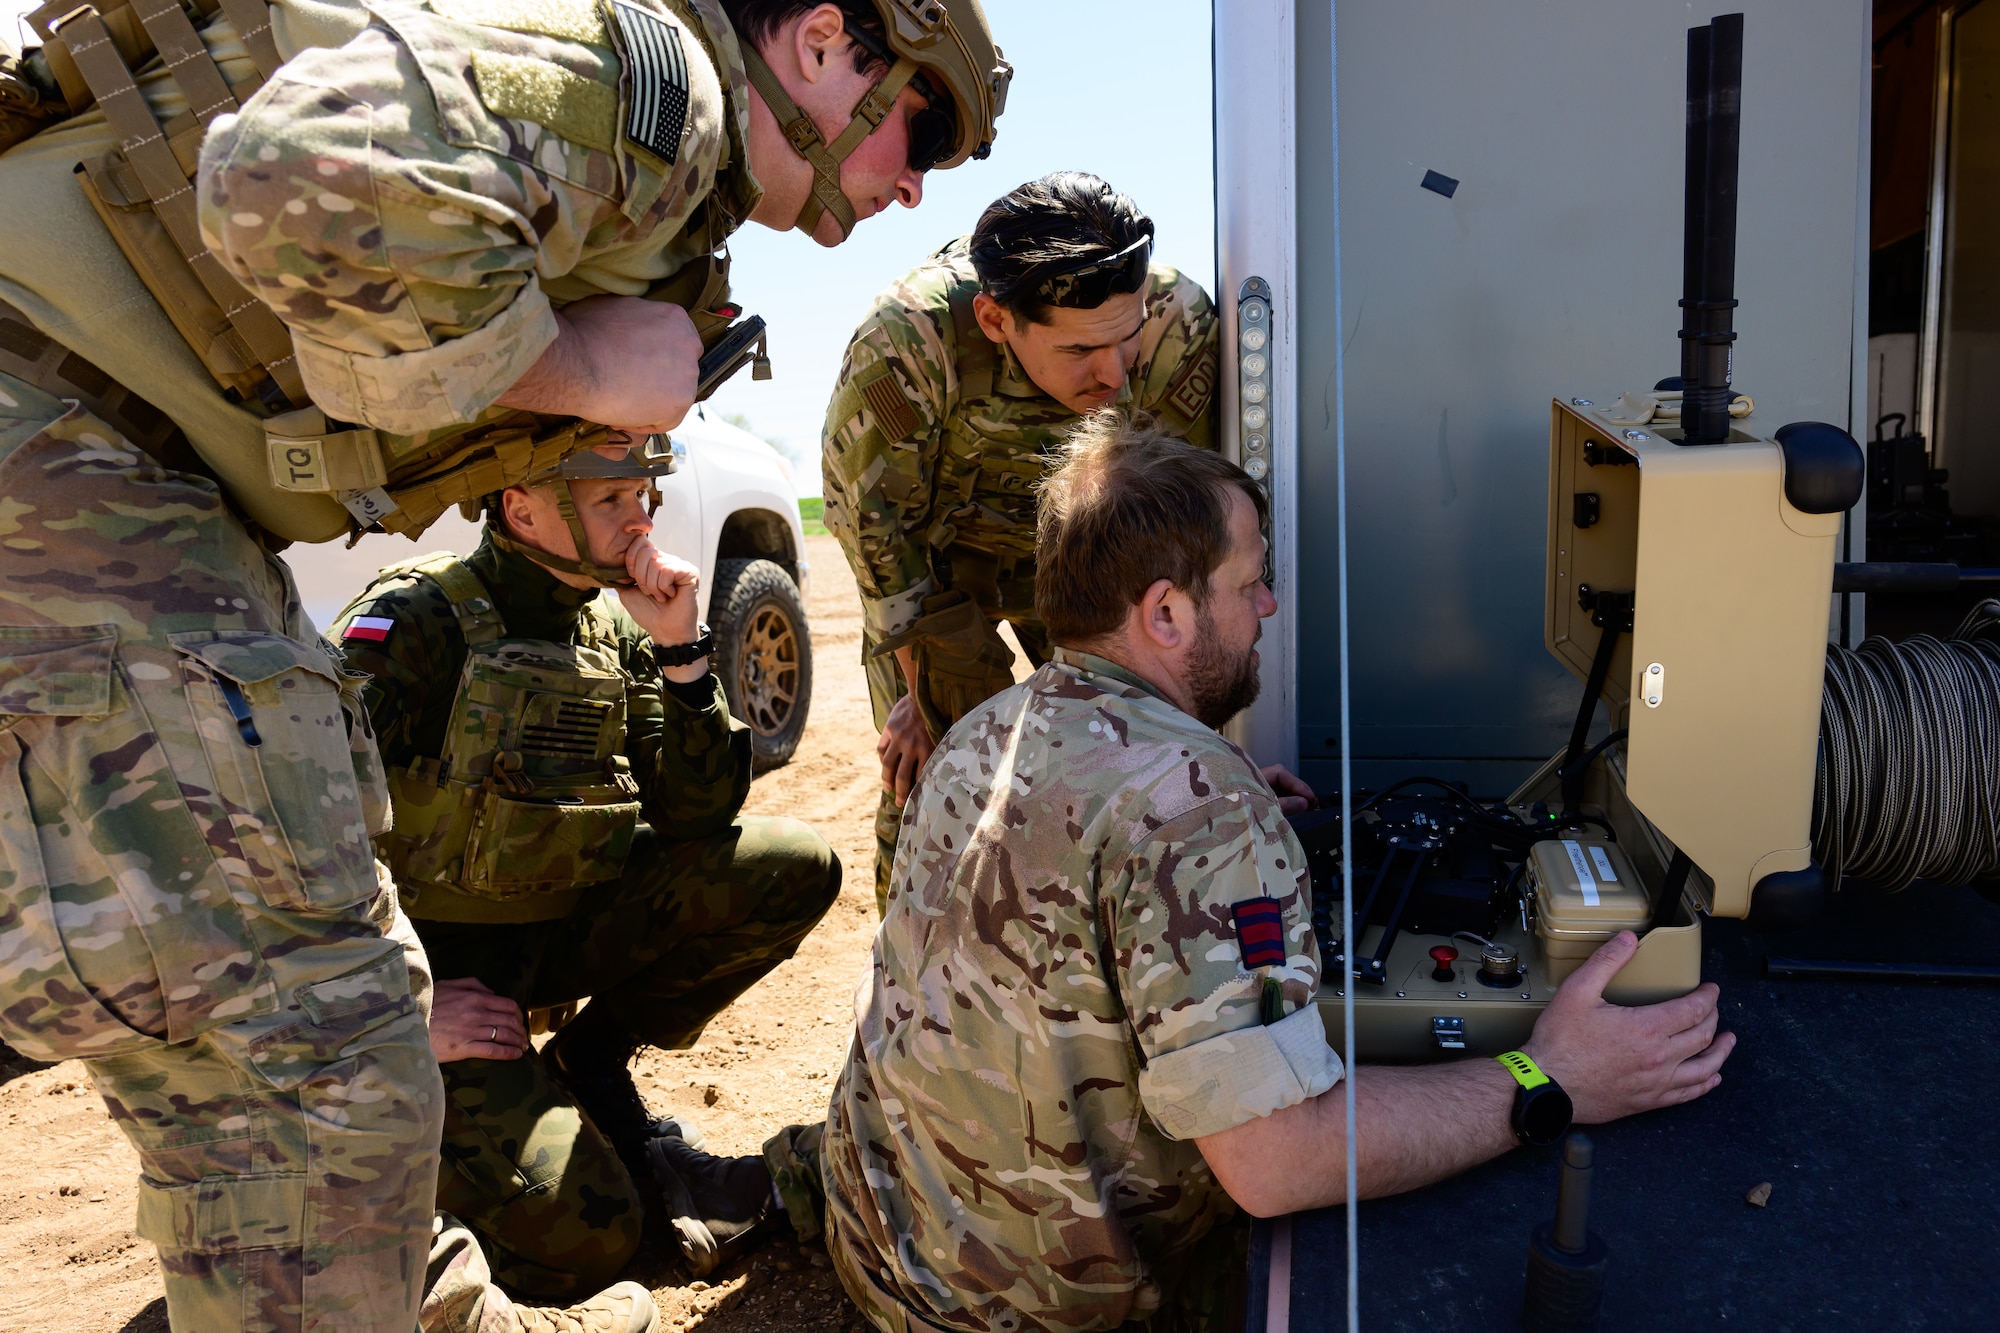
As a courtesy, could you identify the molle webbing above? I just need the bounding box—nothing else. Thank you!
[0,293,195,463]
[33,0,305,412]
[403,553,508,648]
[263,406,613,538]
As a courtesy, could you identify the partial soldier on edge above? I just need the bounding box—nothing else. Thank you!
[0,0,1008,1328]
[820,171,1219,914]
[332,438,839,1296]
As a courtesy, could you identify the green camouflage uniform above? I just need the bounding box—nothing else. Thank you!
[818,239,1220,913]
[0,0,764,1324]
[766,649,1340,1333]
[334,532,839,1298]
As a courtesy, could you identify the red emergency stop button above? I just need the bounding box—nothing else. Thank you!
[1429,944,1459,983]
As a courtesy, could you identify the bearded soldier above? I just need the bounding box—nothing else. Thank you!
[740,415,1733,1332]
[329,438,839,1296]
[0,0,1008,1328]
[819,171,1219,914]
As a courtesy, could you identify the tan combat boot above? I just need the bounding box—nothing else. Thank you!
[513,1283,658,1333]
[423,1213,660,1333]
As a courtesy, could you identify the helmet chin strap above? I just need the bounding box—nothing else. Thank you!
[739,41,918,242]
[488,478,659,589]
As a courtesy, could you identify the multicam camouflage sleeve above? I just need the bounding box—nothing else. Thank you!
[1130,266,1221,450]
[197,0,736,433]
[1113,793,1346,1142]
[819,280,952,641]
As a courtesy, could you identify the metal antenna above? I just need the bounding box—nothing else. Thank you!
[1678,14,1745,445]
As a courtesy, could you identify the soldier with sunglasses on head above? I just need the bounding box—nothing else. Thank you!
[820,171,1222,915]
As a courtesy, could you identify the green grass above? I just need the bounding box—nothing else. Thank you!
[799,496,826,536]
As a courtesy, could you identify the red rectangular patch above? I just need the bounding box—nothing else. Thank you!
[1231,896,1287,969]
[341,616,395,643]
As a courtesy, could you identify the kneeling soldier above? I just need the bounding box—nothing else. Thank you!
[334,440,840,1295]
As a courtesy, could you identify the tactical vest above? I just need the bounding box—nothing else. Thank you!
[0,0,749,544]
[379,554,642,923]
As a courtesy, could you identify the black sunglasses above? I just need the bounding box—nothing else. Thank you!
[1034,233,1154,309]
[842,20,958,173]
[905,72,956,173]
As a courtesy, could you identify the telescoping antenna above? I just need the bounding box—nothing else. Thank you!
[1676,13,1745,446]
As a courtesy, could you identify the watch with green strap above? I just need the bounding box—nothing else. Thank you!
[1496,1050,1574,1146]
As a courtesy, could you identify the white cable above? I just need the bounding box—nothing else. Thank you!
[1328,1,1359,1329]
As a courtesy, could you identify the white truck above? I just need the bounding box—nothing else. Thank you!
[657,405,814,773]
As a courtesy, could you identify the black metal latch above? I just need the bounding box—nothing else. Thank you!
[1575,584,1634,631]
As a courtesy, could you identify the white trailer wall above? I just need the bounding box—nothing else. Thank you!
[1254,0,1871,794]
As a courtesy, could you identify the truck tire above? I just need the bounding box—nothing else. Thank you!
[709,557,811,772]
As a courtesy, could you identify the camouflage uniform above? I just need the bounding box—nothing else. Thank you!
[0,372,445,1330]
[334,532,839,1298]
[818,239,1220,913]
[770,648,1341,1333]
[0,0,764,1323]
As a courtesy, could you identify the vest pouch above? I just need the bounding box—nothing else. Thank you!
[390,630,639,909]
[168,631,382,915]
[873,590,1017,742]
[461,784,641,898]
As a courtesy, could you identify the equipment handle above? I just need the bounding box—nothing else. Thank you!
[695,315,770,401]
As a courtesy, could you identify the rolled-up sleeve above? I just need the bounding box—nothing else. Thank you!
[1116,789,1339,1140]
[1140,1003,1343,1140]
[198,4,724,433]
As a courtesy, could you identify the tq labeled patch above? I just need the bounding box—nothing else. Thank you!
[609,0,689,165]
[1231,896,1287,969]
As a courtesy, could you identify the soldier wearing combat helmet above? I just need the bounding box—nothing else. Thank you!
[330,435,840,1295]
[819,171,1220,914]
[0,0,1008,1328]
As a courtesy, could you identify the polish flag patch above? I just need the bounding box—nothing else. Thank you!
[342,616,396,643]
[1231,896,1288,969]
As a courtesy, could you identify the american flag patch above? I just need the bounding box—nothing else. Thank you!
[610,0,689,165]
[342,616,395,644]
[1231,897,1287,969]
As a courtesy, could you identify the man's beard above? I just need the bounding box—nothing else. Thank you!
[1185,609,1262,729]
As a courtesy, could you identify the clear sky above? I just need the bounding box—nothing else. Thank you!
[5,0,1217,498]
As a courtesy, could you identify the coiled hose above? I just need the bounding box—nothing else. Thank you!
[1814,599,2000,891]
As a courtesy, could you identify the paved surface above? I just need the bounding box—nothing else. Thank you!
[1264,880,2000,1330]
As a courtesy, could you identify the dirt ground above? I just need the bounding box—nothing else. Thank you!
[0,532,996,1333]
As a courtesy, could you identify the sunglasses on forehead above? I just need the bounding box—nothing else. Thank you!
[1034,233,1154,309]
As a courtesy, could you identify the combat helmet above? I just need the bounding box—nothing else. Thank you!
[738,0,1012,241]
[487,435,679,587]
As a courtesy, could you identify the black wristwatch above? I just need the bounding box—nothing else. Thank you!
[1497,1051,1574,1146]
[654,623,714,668]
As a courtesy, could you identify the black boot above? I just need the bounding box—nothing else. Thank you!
[545,1009,703,1182]
[645,1136,782,1277]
